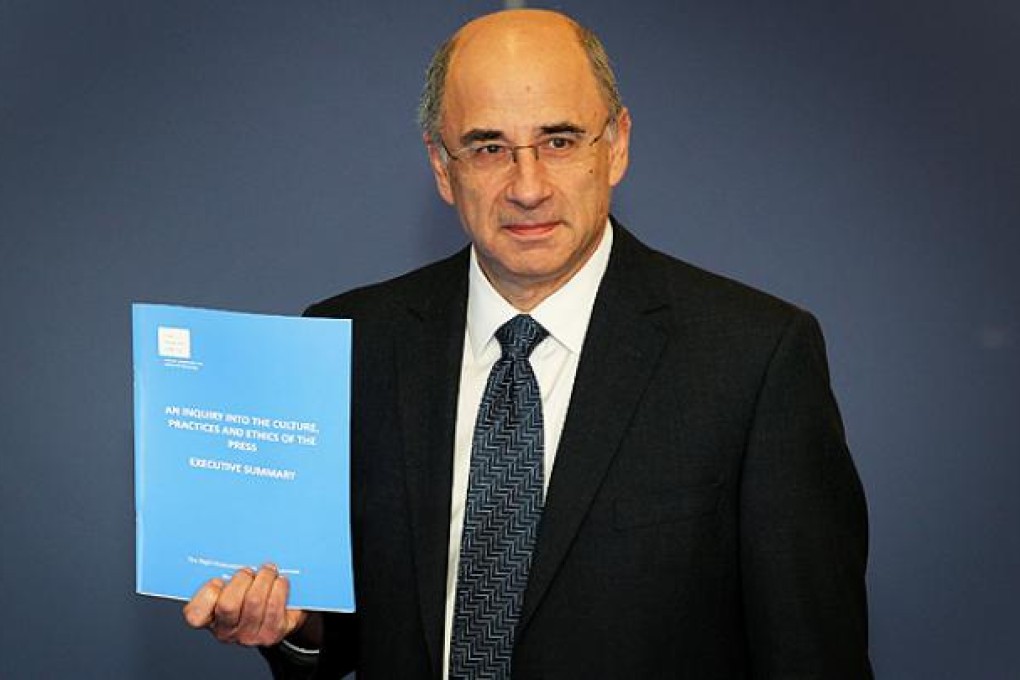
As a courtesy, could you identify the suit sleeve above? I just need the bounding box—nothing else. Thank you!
[256,611,360,679]
[258,643,318,680]
[740,310,873,679]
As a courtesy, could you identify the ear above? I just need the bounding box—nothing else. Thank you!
[425,134,456,205]
[608,107,632,188]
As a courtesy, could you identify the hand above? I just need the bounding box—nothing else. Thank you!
[183,563,310,647]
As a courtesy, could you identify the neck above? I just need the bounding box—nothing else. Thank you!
[494,281,559,313]
[476,219,609,312]
[481,258,591,313]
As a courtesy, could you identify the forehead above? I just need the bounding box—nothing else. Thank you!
[442,16,605,132]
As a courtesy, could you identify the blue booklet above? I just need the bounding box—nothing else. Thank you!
[132,304,354,612]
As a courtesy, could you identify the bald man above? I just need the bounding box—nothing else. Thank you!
[185,10,872,679]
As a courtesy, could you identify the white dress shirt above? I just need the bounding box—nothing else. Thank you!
[442,221,613,678]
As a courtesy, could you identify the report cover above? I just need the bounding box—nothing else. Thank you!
[133,304,354,612]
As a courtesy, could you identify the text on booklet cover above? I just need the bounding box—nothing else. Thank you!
[133,304,354,612]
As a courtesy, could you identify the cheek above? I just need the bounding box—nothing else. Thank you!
[450,181,501,235]
[449,177,477,212]
[467,183,504,214]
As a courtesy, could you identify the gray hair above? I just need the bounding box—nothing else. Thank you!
[417,17,624,144]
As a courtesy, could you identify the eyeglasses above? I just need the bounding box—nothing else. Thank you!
[440,118,613,173]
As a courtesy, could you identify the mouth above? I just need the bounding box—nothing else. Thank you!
[502,220,560,238]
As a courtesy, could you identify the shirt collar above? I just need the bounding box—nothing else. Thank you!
[466,220,613,358]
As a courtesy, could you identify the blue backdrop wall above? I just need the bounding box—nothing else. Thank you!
[2,1,1017,677]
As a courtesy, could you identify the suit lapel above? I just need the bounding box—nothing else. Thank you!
[395,250,469,676]
[520,225,671,628]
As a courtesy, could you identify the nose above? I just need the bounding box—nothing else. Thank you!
[504,147,552,210]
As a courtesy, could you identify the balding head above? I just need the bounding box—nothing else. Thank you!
[419,8,632,309]
[418,9,622,143]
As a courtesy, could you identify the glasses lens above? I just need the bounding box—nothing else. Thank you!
[465,143,511,170]
[537,136,583,165]
[454,122,608,172]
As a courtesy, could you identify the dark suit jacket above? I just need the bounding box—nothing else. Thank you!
[266,221,872,679]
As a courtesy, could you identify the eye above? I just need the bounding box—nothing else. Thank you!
[544,136,578,152]
[472,143,508,156]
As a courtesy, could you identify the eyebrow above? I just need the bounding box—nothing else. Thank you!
[539,122,587,136]
[459,129,505,146]
[458,121,588,146]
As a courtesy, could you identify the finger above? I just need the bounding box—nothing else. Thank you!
[211,567,255,641]
[255,573,299,646]
[284,606,309,644]
[236,564,281,645]
[182,578,225,629]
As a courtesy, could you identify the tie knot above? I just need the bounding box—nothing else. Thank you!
[495,314,549,360]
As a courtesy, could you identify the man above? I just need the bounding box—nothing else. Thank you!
[185,9,872,679]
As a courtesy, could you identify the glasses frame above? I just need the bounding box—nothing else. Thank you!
[439,117,614,171]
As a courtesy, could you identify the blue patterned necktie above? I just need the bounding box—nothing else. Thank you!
[450,314,549,680]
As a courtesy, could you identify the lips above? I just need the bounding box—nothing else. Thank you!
[502,221,559,237]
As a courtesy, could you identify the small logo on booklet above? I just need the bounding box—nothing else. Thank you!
[158,326,191,359]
